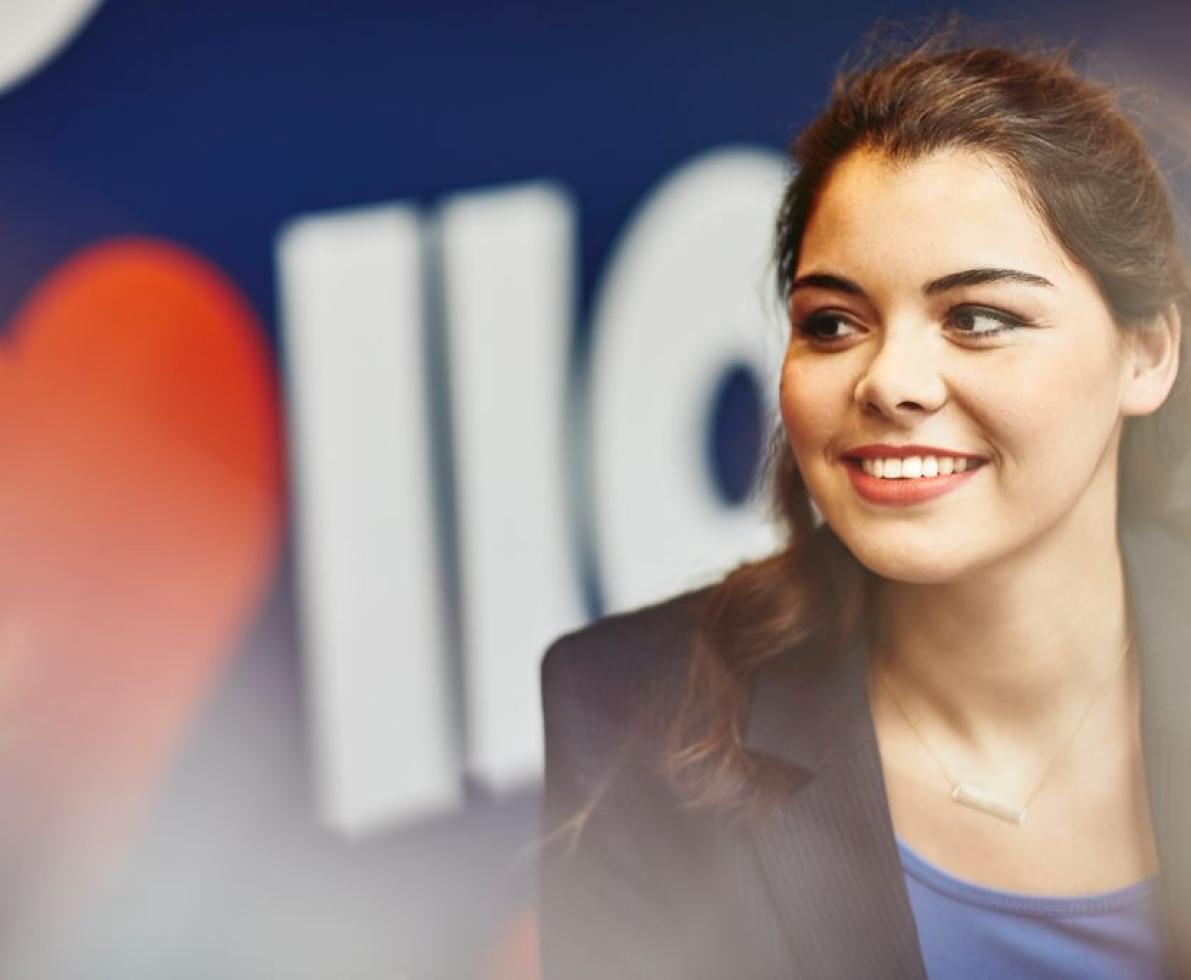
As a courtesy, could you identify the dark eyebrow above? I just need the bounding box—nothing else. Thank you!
[789,272,866,296]
[923,268,1054,295]
[790,267,1053,299]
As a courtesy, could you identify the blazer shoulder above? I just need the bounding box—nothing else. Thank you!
[540,587,709,799]
[538,589,724,979]
[542,587,707,725]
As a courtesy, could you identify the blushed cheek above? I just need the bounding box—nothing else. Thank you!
[776,364,833,478]
[778,363,820,455]
[973,368,1115,507]
[777,362,800,439]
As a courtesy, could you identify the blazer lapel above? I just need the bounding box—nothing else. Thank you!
[742,629,927,979]
[1122,523,1191,976]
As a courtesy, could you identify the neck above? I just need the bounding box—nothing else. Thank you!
[871,502,1130,745]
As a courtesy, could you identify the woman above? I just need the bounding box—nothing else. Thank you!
[540,30,1191,980]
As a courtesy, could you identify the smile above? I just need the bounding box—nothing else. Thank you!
[841,445,986,505]
[858,454,974,479]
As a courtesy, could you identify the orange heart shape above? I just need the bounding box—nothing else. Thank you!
[0,238,283,927]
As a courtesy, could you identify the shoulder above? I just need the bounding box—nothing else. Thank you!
[538,588,753,978]
[542,586,708,690]
[542,588,707,740]
[540,588,710,809]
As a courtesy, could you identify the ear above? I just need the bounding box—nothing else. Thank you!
[1121,303,1181,417]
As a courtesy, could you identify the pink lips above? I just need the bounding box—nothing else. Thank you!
[842,444,985,506]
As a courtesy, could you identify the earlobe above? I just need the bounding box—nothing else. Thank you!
[1121,303,1182,417]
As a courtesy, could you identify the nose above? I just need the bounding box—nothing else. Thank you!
[853,325,948,422]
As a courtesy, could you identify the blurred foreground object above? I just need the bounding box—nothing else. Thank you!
[0,239,283,972]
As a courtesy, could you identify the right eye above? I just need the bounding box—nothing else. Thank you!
[796,311,862,344]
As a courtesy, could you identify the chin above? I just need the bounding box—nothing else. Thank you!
[825,515,992,586]
[858,552,974,585]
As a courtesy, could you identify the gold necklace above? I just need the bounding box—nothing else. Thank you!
[876,635,1132,826]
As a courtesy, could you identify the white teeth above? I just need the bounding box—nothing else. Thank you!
[857,454,977,480]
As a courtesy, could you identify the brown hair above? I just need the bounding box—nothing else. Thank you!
[669,28,1191,809]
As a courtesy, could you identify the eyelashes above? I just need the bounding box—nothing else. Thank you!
[794,304,1031,345]
[945,305,1027,338]
[797,311,860,342]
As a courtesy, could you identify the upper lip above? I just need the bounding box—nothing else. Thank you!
[843,443,984,460]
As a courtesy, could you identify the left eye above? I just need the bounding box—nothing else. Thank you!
[948,306,1021,337]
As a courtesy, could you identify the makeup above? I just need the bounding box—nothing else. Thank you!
[842,444,984,506]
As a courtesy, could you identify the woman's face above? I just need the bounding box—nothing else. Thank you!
[780,147,1135,584]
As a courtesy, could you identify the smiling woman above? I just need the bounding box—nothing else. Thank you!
[540,24,1191,980]
[782,146,1163,584]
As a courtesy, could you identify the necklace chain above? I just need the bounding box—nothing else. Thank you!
[877,634,1132,818]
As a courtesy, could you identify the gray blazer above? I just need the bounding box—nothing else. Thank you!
[539,521,1191,978]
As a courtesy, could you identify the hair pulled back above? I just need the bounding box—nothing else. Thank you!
[671,28,1191,809]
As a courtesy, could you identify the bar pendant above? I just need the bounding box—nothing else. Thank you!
[950,782,1027,825]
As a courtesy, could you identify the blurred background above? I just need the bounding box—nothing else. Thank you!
[1,1,1188,976]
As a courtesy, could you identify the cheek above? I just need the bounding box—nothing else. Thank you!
[778,355,848,453]
[992,344,1119,441]
[955,343,1124,492]
[777,362,801,439]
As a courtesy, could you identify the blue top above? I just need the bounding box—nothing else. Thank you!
[897,838,1171,979]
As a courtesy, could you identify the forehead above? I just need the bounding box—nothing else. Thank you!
[798,147,1080,287]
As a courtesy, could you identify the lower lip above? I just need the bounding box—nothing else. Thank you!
[843,459,982,505]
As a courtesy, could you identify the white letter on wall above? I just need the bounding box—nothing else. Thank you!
[589,148,788,613]
[438,183,585,793]
[277,205,459,835]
